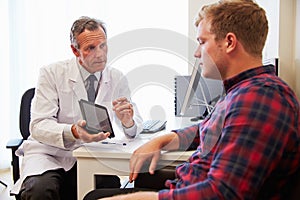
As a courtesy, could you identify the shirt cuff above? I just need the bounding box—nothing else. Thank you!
[158,189,172,200]
[122,123,137,138]
[63,124,77,148]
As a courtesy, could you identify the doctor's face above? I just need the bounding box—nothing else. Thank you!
[74,27,108,73]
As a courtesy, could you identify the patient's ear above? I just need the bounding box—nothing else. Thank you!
[71,45,80,57]
[225,33,237,53]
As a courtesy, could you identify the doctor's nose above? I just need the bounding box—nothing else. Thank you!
[94,43,107,55]
[94,47,104,56]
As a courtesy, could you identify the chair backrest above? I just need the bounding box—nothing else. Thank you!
[19,88,35,140]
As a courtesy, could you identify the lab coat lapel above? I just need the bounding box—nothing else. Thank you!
[95,67,111,103]
[72,79,87,100]
[69,61,87,101]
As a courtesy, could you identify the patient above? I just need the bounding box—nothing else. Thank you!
[85,1,300,199]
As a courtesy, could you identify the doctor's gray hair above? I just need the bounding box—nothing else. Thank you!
[70,16,107,48]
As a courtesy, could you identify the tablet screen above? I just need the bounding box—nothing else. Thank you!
[79,99,114,138]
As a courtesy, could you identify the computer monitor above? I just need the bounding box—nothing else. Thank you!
[263,57,278,76]
[178,60,223,120]
[179,62,201,116]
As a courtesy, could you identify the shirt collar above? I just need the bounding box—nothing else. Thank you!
[76,60,102,82]
[223,65,276,94]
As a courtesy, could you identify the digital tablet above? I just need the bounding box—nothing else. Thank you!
[79,99,115,138]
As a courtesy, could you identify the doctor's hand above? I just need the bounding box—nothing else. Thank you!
[71,120,110,143]
[112,97,134,128]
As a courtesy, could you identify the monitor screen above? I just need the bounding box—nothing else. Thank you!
[179,63,202,116]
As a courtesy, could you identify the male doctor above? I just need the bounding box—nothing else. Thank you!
[11,16,143,200]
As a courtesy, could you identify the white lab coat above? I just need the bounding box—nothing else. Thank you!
[11,58,143,194]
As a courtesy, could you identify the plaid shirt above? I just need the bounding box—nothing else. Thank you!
[159,65,300,200]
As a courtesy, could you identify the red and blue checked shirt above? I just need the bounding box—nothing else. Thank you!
[159,65,300,200]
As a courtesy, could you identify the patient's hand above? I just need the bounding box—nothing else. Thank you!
[129,139,162,182]
[129,132,180,182]
[99,191,158,200]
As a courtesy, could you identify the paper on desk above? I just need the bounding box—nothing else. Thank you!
[84,132,150,153]
[84,122,153,153]
[103,136,148,152]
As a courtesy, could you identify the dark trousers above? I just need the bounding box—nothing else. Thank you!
[83,188,158,200]
[19,164,120,200]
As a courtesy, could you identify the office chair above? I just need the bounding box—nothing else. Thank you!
[6,88,35,185]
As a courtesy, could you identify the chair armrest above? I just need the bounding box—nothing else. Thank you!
[6,138,23,149]
[6,138,24,184]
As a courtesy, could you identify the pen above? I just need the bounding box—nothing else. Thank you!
[122,180,130,188]
[101,141,127,146]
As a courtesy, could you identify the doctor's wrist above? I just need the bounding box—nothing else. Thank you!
[71,124,80,139]
[122,120,135,129]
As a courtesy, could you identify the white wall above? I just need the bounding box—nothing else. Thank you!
[0,0,11,170]
[295,0,300,98]
[278,0,297,96]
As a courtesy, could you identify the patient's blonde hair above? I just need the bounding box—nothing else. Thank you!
[195,0,268,58]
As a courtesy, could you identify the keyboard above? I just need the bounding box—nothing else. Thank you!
[142,120,167,133]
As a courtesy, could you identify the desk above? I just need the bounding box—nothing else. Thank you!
[73,117,197,200]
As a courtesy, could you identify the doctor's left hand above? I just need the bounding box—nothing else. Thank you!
[71,120,110,142]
